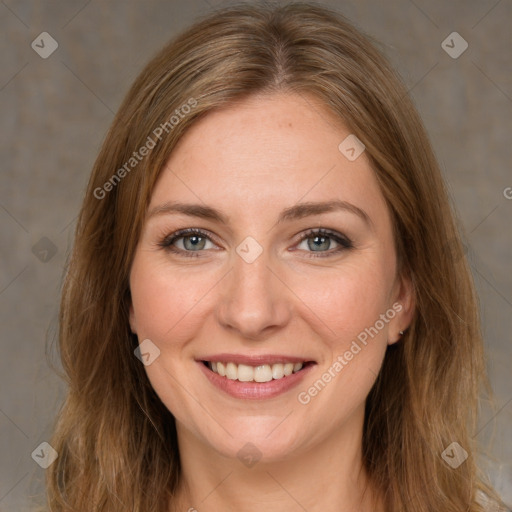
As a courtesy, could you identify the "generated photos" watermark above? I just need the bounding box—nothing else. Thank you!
[297,302,403,405]
[94,97,198,199]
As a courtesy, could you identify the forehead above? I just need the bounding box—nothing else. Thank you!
[149,92,388,226]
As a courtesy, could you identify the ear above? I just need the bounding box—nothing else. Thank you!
[129,303,137,335]
[388,272,415,345]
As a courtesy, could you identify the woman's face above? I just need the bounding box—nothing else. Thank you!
[129,92,413,463]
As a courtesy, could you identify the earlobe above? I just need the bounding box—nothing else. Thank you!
[388,273,416,345]
[129,304,137,334]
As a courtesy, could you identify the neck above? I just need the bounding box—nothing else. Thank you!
[169,407,383,512]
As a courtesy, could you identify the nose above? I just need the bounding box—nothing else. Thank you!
[215,246,291,341]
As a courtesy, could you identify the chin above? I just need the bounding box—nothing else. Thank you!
[197,416,305,464]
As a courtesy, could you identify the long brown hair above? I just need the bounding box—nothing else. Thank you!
[46,2,505,511]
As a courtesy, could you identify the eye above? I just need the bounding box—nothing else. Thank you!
[294,228,353,258]
[158,228,217,258]
[158,227,353,259]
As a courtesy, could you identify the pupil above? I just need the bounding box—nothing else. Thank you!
[309,235,329,251]
[185,235,205,250]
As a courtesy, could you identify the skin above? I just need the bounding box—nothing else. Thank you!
[129,92,415,512]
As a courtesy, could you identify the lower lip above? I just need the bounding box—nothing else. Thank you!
[197,361,315,400]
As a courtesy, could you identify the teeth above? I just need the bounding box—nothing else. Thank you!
[216,361,226,377]
[225,362,237,380]
[237,364,254,382]
[283,363,294,376]
[272,364,284,379]
[254,365,272,382]
[207,361,304,382]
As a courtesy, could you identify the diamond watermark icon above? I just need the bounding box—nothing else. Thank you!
[32,236,57,262]
[441,32,468,59]
[441,441,468,469]
[236,236,263,264]
[237,442,262,468]
[338,134,365,161]
[134,338,161,366]
[31,32,59,59]
[31,441,58,469]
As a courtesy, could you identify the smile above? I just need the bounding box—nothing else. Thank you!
[198,357,316,399]
[204,361,309,382]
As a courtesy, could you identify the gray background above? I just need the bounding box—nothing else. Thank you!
[0,0,510,510]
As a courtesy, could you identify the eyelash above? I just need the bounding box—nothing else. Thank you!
[157,228,353,259]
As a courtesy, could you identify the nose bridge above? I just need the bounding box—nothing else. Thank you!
[215,240,290,338]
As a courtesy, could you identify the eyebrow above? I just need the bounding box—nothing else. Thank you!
[147,200,372,227]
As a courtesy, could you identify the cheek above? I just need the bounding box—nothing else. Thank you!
[130,256,214,344]
[130,248,395,354]
[296,258,394,345]
[293,262,393,421]
[129,255,217,422]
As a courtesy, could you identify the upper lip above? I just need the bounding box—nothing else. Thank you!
[197,354,316,365]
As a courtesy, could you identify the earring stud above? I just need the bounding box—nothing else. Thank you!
[399,330,404,336]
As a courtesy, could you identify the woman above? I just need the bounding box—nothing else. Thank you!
[46,2,507,511]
